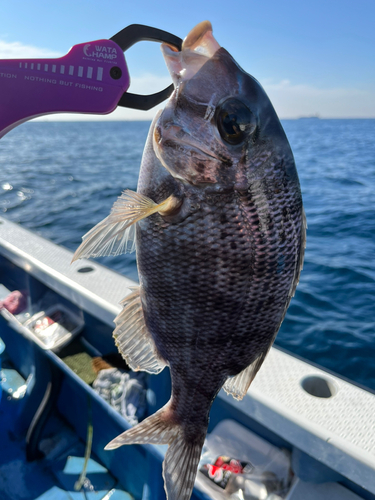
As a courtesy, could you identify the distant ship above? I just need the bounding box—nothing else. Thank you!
[298,114,320,120]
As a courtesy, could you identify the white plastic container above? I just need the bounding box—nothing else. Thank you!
[196,420,292,499]
[23,304,83,351]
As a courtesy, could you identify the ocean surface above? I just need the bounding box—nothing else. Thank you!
[0,119,374,391]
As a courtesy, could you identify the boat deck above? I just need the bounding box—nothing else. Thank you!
[0,365,131,500]
[1,215,374,500]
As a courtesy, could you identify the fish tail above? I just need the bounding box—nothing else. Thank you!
[163,429,205,500]
[105,403,206,500]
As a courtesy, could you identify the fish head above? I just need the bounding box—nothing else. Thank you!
[154,21,294,191]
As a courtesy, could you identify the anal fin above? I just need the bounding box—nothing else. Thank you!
[113,286,166,374]
[223,351,268,400]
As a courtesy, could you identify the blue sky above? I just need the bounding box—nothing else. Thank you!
[1,0,374,120]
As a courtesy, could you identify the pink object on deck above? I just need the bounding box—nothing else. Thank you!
[0,39,130,139]
[0,290,28,315]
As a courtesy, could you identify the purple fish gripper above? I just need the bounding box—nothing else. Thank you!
[0,39,130,138]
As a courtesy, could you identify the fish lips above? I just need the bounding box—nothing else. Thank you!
[161,21,221,86]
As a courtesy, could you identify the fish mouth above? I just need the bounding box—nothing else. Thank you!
[182,20,218,54]
[161,21,221,86]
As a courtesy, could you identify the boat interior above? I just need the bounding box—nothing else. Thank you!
[0,215,374,500]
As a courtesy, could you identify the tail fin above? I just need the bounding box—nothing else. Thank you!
[105,405,178,448]
[163,432,205,500]
[105,405,206,500]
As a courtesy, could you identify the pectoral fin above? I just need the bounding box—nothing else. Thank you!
[72,190,180,262]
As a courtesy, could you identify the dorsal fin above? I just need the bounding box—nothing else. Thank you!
[223,351,268,400]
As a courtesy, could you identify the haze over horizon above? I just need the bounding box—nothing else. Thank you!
[1,0,374,121]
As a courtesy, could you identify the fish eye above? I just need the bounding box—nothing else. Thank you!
[216,98,256,145]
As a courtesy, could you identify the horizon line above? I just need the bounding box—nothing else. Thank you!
[29,116,375,122]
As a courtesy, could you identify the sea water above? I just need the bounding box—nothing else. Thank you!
[1,119,374,390]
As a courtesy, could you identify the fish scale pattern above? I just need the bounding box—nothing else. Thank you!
[136,156,304,431]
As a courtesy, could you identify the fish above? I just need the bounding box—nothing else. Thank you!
[72,20,306,500]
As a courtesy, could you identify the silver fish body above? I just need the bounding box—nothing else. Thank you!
[73,20,305,500]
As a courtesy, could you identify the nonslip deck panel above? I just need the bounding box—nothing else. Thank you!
[240,349,375,493]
